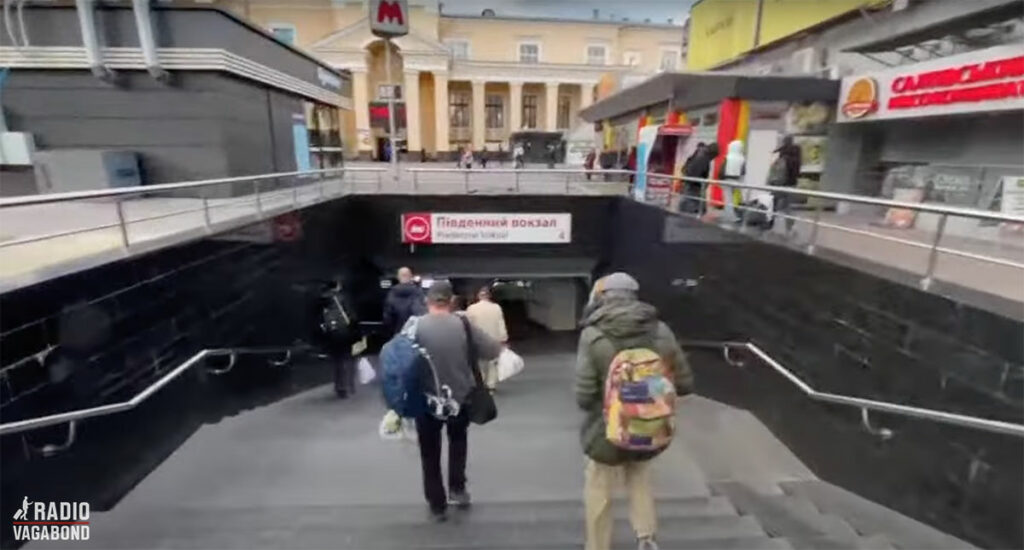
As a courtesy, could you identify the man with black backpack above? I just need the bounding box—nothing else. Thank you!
[383,267,427,337]
[575,273,694,550]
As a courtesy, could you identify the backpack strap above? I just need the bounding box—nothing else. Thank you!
[459,315,485,389]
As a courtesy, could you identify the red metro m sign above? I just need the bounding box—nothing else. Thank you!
[369,0,409,38]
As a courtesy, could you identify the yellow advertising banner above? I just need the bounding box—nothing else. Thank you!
[686,0,758,71]
[758,0,868,46]
[687,0,873,70]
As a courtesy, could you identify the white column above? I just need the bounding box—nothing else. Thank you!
[434,72,449,153]
[351,69,371,155]
[509,81,522,136]
[544,82,559,132]
[577,82,594,126]
[403,70,421,153]
[471,80,486,150]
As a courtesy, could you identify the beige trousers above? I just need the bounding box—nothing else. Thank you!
[584,458,656,550]
[482,359,498,390]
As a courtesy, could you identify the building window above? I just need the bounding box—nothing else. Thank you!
[377,84,402,101]
[556,95,571,129]
[445,39,470,60]
[623,51,641,66]
[522,94,538,129]
[485,94,504,129]
[659,49,680,72]
[586,45,607,66]
[449,91,471,128]
[519,43,540,64]
[268,23,296,46]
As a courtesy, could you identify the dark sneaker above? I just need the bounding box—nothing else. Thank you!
[448,490,472,509]
[428,508,448,523]
[637,536,659,550]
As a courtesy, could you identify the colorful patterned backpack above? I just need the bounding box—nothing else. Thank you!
[603,347,677,451]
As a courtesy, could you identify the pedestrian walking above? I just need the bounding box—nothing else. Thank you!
[461,147,474,170]
[575,273,694,550]
[480,145,488,169]
[414,282,502,522]
[769,135,802,233]
[383,267,426,337]
[465,285,508,391]
[498,143,504,166]
[513,143,525,169]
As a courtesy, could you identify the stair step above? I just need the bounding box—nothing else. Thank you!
[783,534,898,550]
[430,536,795,550]
[780,481,976,550]
[69,510,771,550]
[713,481,868,548]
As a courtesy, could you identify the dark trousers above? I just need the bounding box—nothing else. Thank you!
[415,409,470,512]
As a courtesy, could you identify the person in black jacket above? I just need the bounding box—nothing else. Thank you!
[383,266,427,337]
[771,135,803,233]
[680,142,718,214]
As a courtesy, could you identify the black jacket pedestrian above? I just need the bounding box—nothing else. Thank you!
[383,282,427,336]
[774,137,802,187]
[683,142,719,181]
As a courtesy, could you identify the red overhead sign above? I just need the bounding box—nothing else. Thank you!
[369,0,409,38]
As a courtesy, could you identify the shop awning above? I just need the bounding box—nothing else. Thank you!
[580,73,839,123]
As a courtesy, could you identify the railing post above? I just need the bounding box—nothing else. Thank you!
[515,170,520,193]
[254,179,264,219]
[292,179,299,208]
[115,200,130,250]
[698,180,708,217]
[921,213,948,290]
[202,196,212,233]
[464,170,470,193]
[376,171,383,193]
[413,171,419,193]
[565,172,571,194]
[806,202,823,255]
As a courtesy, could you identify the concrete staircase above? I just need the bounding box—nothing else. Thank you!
[36,351,976,550]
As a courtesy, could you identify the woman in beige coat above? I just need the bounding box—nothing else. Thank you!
[465,286,508,391]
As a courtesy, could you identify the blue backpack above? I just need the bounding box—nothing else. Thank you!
[379,317,458,419]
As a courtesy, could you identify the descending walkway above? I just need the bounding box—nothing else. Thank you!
[36,345,971,550]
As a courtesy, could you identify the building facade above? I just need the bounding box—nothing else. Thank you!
[219,0,685,160]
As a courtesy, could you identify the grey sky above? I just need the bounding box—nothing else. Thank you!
[428,0,694,25]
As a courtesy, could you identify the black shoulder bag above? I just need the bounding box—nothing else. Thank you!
[459,316,497,425]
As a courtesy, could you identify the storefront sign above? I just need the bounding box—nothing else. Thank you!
[401,213,571,244]
[838,45,1024,122]
[1001,176,1024,218]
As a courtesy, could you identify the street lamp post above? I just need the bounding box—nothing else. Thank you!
[369,0,409,186]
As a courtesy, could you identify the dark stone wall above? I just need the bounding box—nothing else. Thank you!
[609,199,1024,549]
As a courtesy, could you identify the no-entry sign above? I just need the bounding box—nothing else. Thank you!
[401,213,571,244]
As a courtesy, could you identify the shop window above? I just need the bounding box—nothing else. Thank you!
[519,43,540,64]
[449,91,471,128]
[268,23,296,46]
[522,94,538,128]
[485,94,504,129]
[377,84,402,101]
[586,45,607,66]
[557,95,571,129]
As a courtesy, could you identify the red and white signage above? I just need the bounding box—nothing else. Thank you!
[369,0,408,38]
[838,45,1024,123]
[401,213,572,244]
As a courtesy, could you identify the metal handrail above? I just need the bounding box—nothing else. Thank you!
[655,172,1024,225]
[683,340,1024,438]
[0,345,304,437]
[0,166,387,209]
[405,167,635,175]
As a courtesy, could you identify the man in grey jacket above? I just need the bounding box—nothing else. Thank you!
[415,281,502,522]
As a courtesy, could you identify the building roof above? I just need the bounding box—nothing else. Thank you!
[440,12,683,30]
[579,72,840,122]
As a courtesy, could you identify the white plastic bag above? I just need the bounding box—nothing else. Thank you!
[496,347,524,382]
[378,410,402,440]
[357,357,376,385]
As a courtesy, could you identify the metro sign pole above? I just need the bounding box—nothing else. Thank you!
[369,0,409,184]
